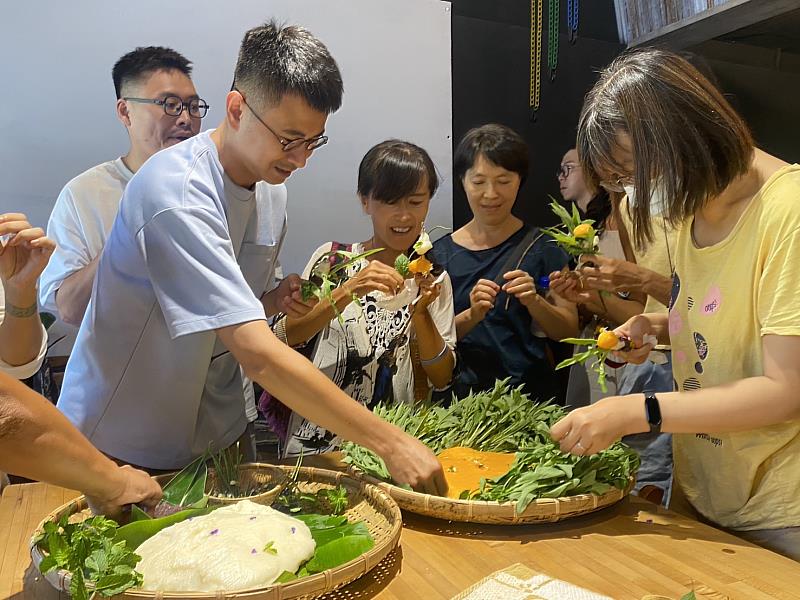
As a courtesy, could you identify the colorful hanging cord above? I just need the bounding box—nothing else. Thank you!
[567,0,579,44]
[529,0,543,121]
[547,0,559,81]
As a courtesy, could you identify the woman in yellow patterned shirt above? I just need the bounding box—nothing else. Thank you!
[550,48,800,560]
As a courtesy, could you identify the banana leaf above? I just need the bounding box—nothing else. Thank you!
[304,535,375,574]
[160,453,208,507]
[129,505,152,522]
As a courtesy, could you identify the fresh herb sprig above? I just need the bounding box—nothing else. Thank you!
[300,248,383,321]
[34,515,142,600]
[541,199,599,257]
[556,329,623,393]
[557,328,658,393]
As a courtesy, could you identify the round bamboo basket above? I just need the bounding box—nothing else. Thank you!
[30,465,402,600]
[349,467,635,524]
[205,463,287,506]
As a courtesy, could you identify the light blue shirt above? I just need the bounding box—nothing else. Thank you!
[58,131,286,469]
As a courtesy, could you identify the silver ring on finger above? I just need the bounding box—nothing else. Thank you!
[574,441,586,454]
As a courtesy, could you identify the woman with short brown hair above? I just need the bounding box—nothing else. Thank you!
[551,48,800,560]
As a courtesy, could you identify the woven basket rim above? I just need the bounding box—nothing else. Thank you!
[204,463,287,504]
[30,464,402,599]
[348,464,634,523]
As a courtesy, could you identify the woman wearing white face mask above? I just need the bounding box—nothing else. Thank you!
[551,48,800,560]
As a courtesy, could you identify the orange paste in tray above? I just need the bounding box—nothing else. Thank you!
[436,447,517,499]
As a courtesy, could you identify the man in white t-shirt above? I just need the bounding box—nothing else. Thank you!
[57,21,446,494]
[39,47,277,441]
[39,47,206,327]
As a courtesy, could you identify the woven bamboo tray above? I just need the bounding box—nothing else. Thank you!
[205,463,287,506]
[30,465,402,600]
[349,467,634,525]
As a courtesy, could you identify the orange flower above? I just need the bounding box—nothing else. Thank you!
[596,329,620,351]
[408,256,433,275]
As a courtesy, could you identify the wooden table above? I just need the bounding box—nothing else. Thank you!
[3,472,800,600]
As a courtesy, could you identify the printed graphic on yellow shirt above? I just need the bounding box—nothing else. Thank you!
[668,164,800,531]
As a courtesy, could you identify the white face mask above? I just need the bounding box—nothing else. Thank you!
[623,179,668,216]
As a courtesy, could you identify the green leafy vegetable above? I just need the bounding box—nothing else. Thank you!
[341,379,639,510]
[321,486,350,515]
[294,514,369,547]
[281,514,375,578]
[680,592,697,600]
[35,514,142,599]
[275,570,297,583]
[274,456,350,515]
[472,443,639,511]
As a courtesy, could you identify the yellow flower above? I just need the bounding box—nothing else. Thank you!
[573,223,595,239]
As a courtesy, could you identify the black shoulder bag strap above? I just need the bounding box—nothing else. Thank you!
[493,226,546,287]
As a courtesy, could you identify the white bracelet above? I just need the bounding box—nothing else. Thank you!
[420,343,450,367]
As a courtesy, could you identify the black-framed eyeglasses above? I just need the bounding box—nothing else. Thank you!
[123,95,209,118]
[234,88,328,152]
[557,163,578,179]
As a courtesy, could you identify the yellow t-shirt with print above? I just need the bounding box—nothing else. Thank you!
[669,164,800,531]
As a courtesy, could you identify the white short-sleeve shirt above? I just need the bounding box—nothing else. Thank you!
[57,131,286,469]
[39,158,134,316]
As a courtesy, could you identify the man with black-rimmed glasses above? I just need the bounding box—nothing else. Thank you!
[40,47,207,328]
[55,22,446,495]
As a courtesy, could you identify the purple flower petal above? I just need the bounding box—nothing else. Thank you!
[210,528,219,535]
[251,548,257,554]
[291,527,296,534]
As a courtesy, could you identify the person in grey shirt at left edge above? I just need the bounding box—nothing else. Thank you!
[57,21,447,495]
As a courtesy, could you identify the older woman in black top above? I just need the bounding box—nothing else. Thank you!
[432,124,577,401]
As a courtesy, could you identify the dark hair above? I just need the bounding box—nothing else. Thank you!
[454,124,529,185]
[233,20,343,114]
[112,46,193,99]
[583,188,612,232]
[577,48,753,249]
[357,140,439,203]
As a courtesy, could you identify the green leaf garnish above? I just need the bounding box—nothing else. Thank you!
[541,198,599,257]
[394,254,410,277]
[263,541,278,555]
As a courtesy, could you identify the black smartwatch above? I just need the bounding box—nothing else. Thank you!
[644,393,662,434]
